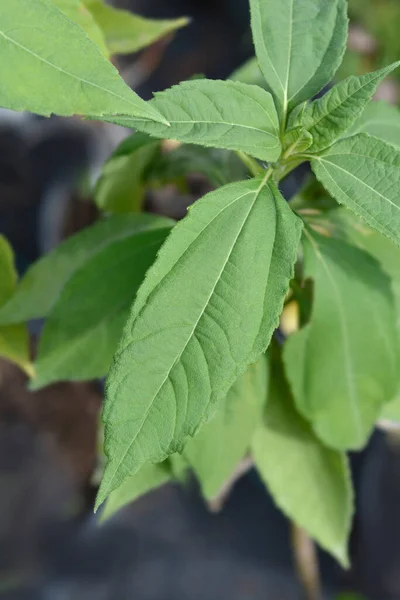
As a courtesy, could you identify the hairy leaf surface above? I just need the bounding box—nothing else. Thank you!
[31,228,171,388]
[253,352,352,567]
[100,80,281,162]
[84,0,188,55]
[0,0,166,123]
[184,357,268,501]
[300,63,399,152]
[97,178,303,507]
[0,215,172,325]
[312,134,400,246]
[284,230,398,449]
[249,0,348,119]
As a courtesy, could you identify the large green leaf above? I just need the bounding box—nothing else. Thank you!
[184,357,268,501]
[101,462,171,523]
[284,229,399,449]
[51,0,108,56]
[299,63,400,152]
[31,227,171,389]
[347,100,400,147]
[249,0,348,120]
[0,236,33,376]
[95,133,160,213]
[0,214,172,325]
[252,352,353,567]
[327,209,400,425]
[312,134,400,247]
[100,79,282,162]
[84,0,188,56]
[0,0,166,123]
[96,178,303,508]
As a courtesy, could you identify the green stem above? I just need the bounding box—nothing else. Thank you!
[235,151,263,177]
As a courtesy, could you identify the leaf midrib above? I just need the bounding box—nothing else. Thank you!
[0,27,143,114]
[106,180,269,490]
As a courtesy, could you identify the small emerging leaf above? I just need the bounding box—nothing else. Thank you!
[252,350,353,568]
[97,178,302,508]
[229,57,265,89]
[100,79,282,162]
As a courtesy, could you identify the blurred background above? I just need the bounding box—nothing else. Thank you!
[1,0,400,598]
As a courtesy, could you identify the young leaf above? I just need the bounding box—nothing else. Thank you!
[284,230,399,449]
[252,352,353,568]
[31,227,171,389]
[83,0,188,56]
[0,0,167,123]
[347,100,400,147]
[299,63,400,152]
[95,133,160,213]
[249,0,348,120]
[0,236,33,376]
[97,178,303,508]
[100,80,282,162]
[101,462,171,523]
[184,357,268,502]
[51,0,108,56]
[312,134,400,247]
[282,127,313,155]
[0,214,172,325]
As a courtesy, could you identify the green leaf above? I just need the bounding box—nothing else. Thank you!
[284,229,399,449]
[147,145,249,188]
[95,133,160,213]
[31,227,171,388]
[0,214,172,325]
[83,0,188,56]
[96,178,303,508]
[252,350,353,567]
[229,57,265,88]
[0,0,167,123]
[249,0,348,120]
[312,134,400,247]
[282,127,313,154]
[101,462,171,522]
[0,236,33,376]
[51,0,108,56]
[299,63,400,152]
[99,79,282,162]
[347,100,400,147]
[184,357,268,501]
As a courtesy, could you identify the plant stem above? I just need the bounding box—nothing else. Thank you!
[291,524,322,600]
[235,151,264,177]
